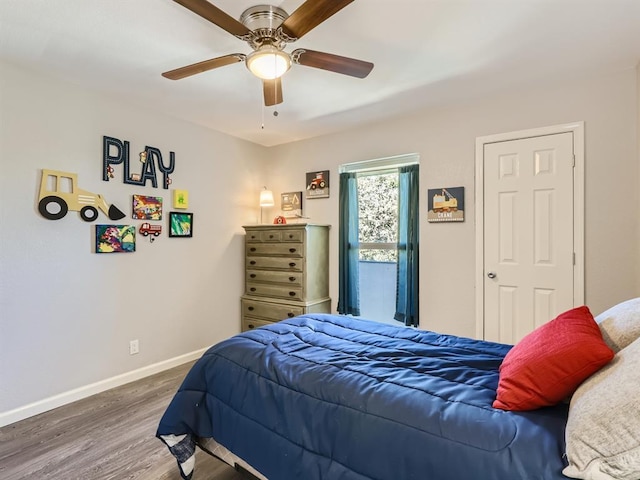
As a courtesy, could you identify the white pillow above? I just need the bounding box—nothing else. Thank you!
[563,337,640,479]
[595,297,640,352]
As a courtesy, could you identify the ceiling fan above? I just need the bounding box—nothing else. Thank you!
[162,0,374,106]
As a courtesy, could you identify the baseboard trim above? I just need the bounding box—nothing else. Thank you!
[0,348,208,428]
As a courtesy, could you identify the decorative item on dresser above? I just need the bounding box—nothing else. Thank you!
[242,224,330,331]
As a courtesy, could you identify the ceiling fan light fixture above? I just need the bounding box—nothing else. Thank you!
[246,46,291,80]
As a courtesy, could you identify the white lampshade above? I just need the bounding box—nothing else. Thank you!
[246,46,291,80]
[259,188,275,207]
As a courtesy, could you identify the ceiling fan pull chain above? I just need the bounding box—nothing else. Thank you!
[272,77,279,118]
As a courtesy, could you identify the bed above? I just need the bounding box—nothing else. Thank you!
[157,313,575,479]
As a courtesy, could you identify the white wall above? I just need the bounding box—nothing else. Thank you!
[266,68,640,338]
[0,62,268,422]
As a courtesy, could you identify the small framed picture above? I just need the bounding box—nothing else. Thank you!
[427,187,465,222]
[306,170,330,199]
[132,194,163,220]
[173,189,189,209]
[281,191,303,218]
[169,212,193,237]
[95,225,136,253]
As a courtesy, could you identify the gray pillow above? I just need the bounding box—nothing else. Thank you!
[595,297,640,352]
[563,337,640,479]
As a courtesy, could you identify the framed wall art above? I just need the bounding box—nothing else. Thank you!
[306,170,330,199]
[169,212,193,237]
[132,194,163,220]
[427,187,465,222]
[281,191,303,218]
[173,189,189,209]
[95,225,136,253]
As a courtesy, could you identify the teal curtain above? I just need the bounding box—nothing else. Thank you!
[338,172,360,316]
[395,164,419,326]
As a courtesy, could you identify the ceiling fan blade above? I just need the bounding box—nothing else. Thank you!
[172,0,250,38]
[263,78,283,106]
[162,54,245,80]
[292,49,373,78]
[280,0,354,40]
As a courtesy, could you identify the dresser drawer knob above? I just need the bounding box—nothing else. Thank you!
[248,306,254,311]
[289,248,296,253]
[287,313,294,318]
[289,277,296,282]
[289,291,296,297]
[289,262,296,267]
[250,247,256,252]
[269,234,274,239]
[250,287,256,292]
[248,324,255,329]
[250,274,256,278]
[250,261,256,265]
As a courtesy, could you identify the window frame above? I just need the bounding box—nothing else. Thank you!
[339,153,419,174]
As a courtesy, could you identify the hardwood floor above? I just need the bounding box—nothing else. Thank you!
[0,362,245,480]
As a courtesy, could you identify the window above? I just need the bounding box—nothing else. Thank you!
[338,155,419,326]
[358,170,398,263]
[357,170,399,324]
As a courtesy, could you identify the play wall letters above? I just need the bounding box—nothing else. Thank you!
[103,136,175,189]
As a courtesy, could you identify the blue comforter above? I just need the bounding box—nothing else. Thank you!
[157,314,569,480]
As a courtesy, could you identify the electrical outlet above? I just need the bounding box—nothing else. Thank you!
[129,339,139,355]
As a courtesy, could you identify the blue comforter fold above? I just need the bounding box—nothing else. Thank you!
[158,314,569,480]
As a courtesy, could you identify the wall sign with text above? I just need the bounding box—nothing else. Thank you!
[281,191,303,218]
[427,187,464,222]
[103,136,175,189]
[306,170,329,199]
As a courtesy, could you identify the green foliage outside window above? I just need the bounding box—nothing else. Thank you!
[357,172,398,262]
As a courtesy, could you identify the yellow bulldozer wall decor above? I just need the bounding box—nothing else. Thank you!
[38,169,126,222]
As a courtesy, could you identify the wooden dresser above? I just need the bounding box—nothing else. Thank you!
[241,224,331,331]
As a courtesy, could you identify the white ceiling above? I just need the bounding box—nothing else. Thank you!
[1,0,639,147]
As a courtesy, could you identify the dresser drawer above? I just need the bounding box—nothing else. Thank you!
[245,229,304,243]
[246,256,303,271]
[246,243,303,257]
[246,269,303,286]
[246,283,303,301]
[245,231,262,242]
[280,229,304,242]
[242,317,275,332]
[260,230,282,242]
[242,298,304,321]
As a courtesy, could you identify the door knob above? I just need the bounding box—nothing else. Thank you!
[487,272,496,279]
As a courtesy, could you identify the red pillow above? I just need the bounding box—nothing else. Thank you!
[493,306,614,411]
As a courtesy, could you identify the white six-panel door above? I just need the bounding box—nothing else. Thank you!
[482,132,576,343]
